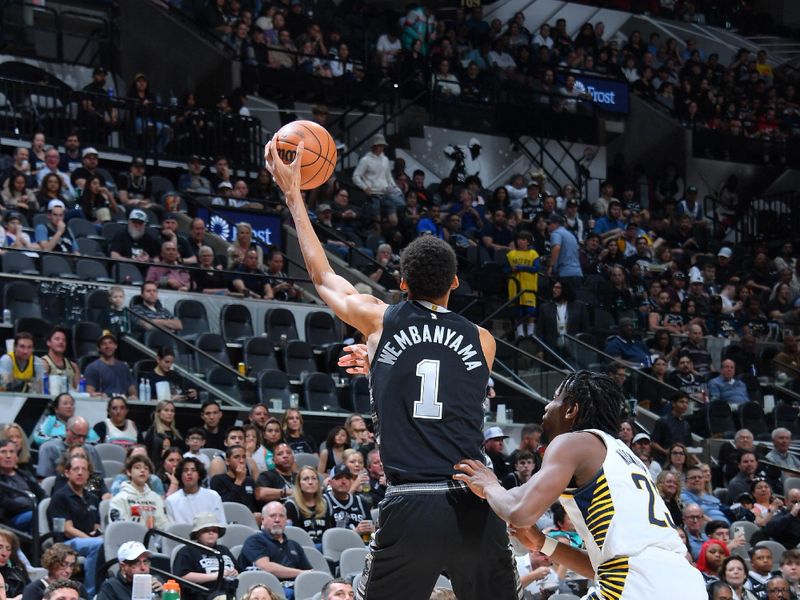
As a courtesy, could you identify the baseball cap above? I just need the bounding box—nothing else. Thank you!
[97,333,117,346]
[128,208,148,223]
[717,247,733,258]
[92,67,107,76]
[687,185,698,194]
[47,199,66,212]
[317,203,332,212]
[188,155,202,163]
[527,181,540,188]
[672,271,686,279]
[163,212,179,222]
[566,199,578,207]
[117,541,150,563]
[5,211,22,223]
[483,426,509,442]
[131,157,146,167]
[82,147,99,158]
[331,463,353,479]
[632,433,650,444]
[218,181,233,190]
[690,273,704,284]
[547,214,564,225]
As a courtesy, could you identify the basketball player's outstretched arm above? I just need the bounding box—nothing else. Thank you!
[265,138,386,337]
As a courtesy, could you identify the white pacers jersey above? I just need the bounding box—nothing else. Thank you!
[559,429,703,600]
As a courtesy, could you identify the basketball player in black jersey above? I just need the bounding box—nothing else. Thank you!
[265,139,519,600]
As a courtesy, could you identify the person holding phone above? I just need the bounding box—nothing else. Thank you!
[96,542,162,600]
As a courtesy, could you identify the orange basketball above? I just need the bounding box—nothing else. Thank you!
[274,120,337,190]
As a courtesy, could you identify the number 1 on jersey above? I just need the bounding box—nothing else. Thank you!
[413,359,442,419]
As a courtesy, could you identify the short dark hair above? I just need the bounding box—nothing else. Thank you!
[555,370,625,435]
[225,444,245,458]
[515,450,535,464]
[704,520,729,536]
[201,399,221,414]
[125,454,154,473]
[551,502,567,528]
[321,578,350,600]
[400,236,457,300]
[224,425,244,442]
[43,580,81,600]
[47,326,69,342]
[185,427,206,439]
[14,332,34,346]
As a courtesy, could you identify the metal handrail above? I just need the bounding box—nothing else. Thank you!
[144,527,227,595]
[525,332,578,373]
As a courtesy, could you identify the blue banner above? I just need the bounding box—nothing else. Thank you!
[197,207,282,247]
[575,74,630,115]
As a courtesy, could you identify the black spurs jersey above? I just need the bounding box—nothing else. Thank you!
[369,300,489,483]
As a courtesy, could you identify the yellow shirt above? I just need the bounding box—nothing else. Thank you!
[9,351,34,382]
[507,249,540,307]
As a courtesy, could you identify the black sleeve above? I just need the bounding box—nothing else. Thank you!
[93,421,108,442]
[172,546,199,577]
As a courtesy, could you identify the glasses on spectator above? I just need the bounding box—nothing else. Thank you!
[124,559,151,567]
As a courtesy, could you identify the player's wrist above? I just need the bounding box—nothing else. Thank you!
[541,535,558,556]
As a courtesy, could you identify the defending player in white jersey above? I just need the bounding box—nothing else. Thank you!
[454,370,707,600]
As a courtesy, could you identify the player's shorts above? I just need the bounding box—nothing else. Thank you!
[583,547,707,600]
[357,480,520,600]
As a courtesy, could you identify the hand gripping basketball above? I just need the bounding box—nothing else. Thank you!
[267,120,337,190]
[265,134,303,195]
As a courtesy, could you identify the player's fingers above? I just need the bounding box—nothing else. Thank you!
[292,141,304,166]
[454,461,475,475]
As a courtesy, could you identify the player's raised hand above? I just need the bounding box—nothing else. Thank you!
[338,344,370,375]
[453,459,499,499]
[265,134,303,197]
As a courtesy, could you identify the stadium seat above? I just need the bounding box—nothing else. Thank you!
[76,259,114,283]
[293,453,318,470]
[294,571,333,600]
[339,547,368,579]
[3,282,42,320]
[285,525,314,548]
[161,522,193,559]
[706,400,736,438]
[15,317,51,353]
[739,402,770,441]
[257,369,291,407]
[3,252,39,275]
[220,303,255,342]
[243,336,279,373]
[302,546,332,575]
[284,341,316,381]
[95,443,126,463]
[174,299,209,341]
[223,502,258,529]
[206,365,241,401]
[77,238,105,257]
[73,321,103,357]
[144,329,178,354]
[321,528,364,563]
[265,308,299,347]
[68,218,99,240]
[84,288,109,323]
[41,254,76,279]
[114,262,145,286]
[350,376,370,414]
[774,402,800,435]
[303,372,339,411]
[104,521,147,562]
[102,222,126,241]
[235,571,283,599]
[195,333,230,371]
[304,311,339,348]
[219,523,256,548]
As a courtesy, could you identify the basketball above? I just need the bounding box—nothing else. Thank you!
[274,120,337,190]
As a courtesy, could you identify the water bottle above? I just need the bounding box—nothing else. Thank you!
[139,378,147,402]
[162,579,180,600]
[144,379,152,403]
[107,87,115,97]
[2,309,10,324]
[79,375,86,393]
[42,373,49,396]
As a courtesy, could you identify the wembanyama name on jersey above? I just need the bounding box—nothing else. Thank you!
[375,322,483,372]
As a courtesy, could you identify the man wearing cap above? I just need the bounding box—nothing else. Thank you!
[352,134,403,228]
[48,454,104,598]
[145,241,192,291]
[666,271,688,303]
[118,157,155,210]
[70,146,101,190]
[178,156,212,194]
[35,200,78,253]
[604,317,651,366]
[240,501,312,597]
[96,541,163,600]
[323,464,374,536]
[109,209,160,261]
[631,433,662,479]
[173,513,238,600]
[212,180,235,206]
[484,426,513,479]
[36,147,76,201]
[83,334,137,399]
[716,247,736,284]
[546,214,583,291]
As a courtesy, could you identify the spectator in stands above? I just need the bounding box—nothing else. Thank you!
[146,347,196,403]
[101,287,130,337]
[0,527,30,599]
[416,205,445,239]
[696,538,728,585]
[264,249,302,301]
[208,427,247,477]
[656,470,683,527]
[667,356,706,403]
[728,451,762,501]
[22,545,86,600]
[173,512,238,600]
[34,393,97,447]
[323,464,373,538]
[721,556,758,600]
[0,439,44,532]
[631,433,661,479]
[681,466,730,523]
[70,148,100,191]
[130,281,184,332]
[0,423,33,475]
[321,580,354,600]
[682,503,708,559]
[651,394,693,461]
[281,408,316,455]
[47,455,103,597]
[707,359,749,405]
[0,332,44,393]
[535,280,590,361]
[604,318,651,366]
[144,241,191,292]
[166,457,225,524]
[255,442,297,504]
[97,541,162,600]
[773,335,799,380]
[108,454,170,528]
[92,396,139,448]
[227,222,263,269]
[52,445,110,501]
[41,327,81,392]
[200,400,226,451]
[34,200,78,254]
[84,334,137,399]
[366,448,386,507]
[142,400,182,465]
[230,249,270,299]
[501,449,537,490]
[2,212,36,250]
[78,175,117,225]
[177,156,211,194]
[29,132,46,172]
[35,416,104,479]
[36,148,76,202]
[210,445,257,515]
[2,146,33,187]
[192,246,227,294]
[483,426,512,479]
[779,547,800,597]
[157,213,195,263]
[765,427,800,473]
[480,209,513,253]
[283,466,330,551]
[109,209,160,262]
[117,157,156,212]
[546,215,582,291]
[352,134,402,228]
[2,176,38,223]
[187,218,208,259]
